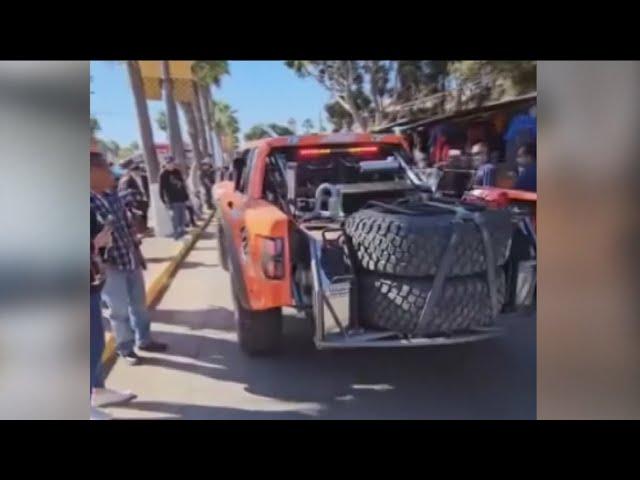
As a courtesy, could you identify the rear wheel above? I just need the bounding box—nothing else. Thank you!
[229,260,282,355]
[234,292,283,356]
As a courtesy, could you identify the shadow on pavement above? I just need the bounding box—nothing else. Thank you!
[180,261,219,270]
[145,256,175,264]
[112,401,313,420]
[135,311,536,420]
[152,307,235,331]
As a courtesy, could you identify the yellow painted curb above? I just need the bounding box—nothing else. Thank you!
[101,211,215,369]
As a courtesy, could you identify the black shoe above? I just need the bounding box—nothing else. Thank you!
[119,350,141,366]
[138,341,168,353]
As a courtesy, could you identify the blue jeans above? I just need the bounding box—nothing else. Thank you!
[168,202,187,239]
[101,266,152,355]
[90,291,106,393]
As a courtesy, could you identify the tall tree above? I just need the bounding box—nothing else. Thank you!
[244,123,294,141]
[325,97,361,132]
[318,112,327,132]
[286,61,369,131]
[191,81,209,159]
[155,110,168,136]
[161,61,187,173]
[211,100,240,154]
[448,60,536,97]
[301,118,314,134]
[192,61,230,167]
[179,99,204,207]
[106,140,120,157]
[286,60,452,130]
[126,60,160,181]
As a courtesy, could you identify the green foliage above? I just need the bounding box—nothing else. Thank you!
[211,100,240,150]
[301,118,314,133]
[325,100,353,132]
[90,116,100,136]
[448,60,536,96]
[106,140,120,156]
[286,60,535,130]
[156,110,168,132]
[192,61,230,87]
[243,123,294,141]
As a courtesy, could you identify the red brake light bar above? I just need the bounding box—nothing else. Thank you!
[299,148,331,156]
[298,146,379,157]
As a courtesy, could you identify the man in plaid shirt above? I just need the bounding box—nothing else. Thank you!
[90,157,167,365]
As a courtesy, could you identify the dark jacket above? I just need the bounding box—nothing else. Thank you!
[515,163,536,192]
[90,206,105,294]
[159,168,189,204]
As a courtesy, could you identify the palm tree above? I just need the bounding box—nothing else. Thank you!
[161,60,187,171]
[156,110,168,138]
[192,61,230,167]
[211,100,240,157]
[126,60,160,182]
[191,81,209,160]
[179,97,205,209]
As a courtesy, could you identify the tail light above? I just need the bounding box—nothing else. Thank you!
[258,236,285,279]
[298,145,379,158]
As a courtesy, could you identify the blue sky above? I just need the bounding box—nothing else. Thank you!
[90,61,332,147]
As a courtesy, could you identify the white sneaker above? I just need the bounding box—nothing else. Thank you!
[92,388,137,408]
[90,406,113,420]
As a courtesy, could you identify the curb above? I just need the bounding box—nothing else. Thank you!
[101,210,215,372]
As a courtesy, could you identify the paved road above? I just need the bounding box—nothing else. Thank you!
[105,222,536,419]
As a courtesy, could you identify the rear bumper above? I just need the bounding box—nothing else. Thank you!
[315,327,504,350]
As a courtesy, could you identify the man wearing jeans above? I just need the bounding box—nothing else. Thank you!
[159,157,189,240]
[90,150,137,418]
[90,157,167,366]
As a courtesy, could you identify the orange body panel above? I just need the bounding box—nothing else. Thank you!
[242,200,292,310]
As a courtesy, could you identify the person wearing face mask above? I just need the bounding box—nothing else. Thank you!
[513,142,536,192]
[471,141,496,187]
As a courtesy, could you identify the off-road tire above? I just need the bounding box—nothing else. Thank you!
[227,250,282,355]
[232,289,282,355]
[344,206,513,277]
[359,270,506,336]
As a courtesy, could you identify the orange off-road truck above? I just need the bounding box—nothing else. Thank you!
[214,134,536,355]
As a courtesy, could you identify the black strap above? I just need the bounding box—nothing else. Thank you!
[414,209,502,336]
[473,212,498,316]
[415,218,463,336]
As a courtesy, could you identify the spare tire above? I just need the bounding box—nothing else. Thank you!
[359,270,506,336]
[344,205,512,277]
